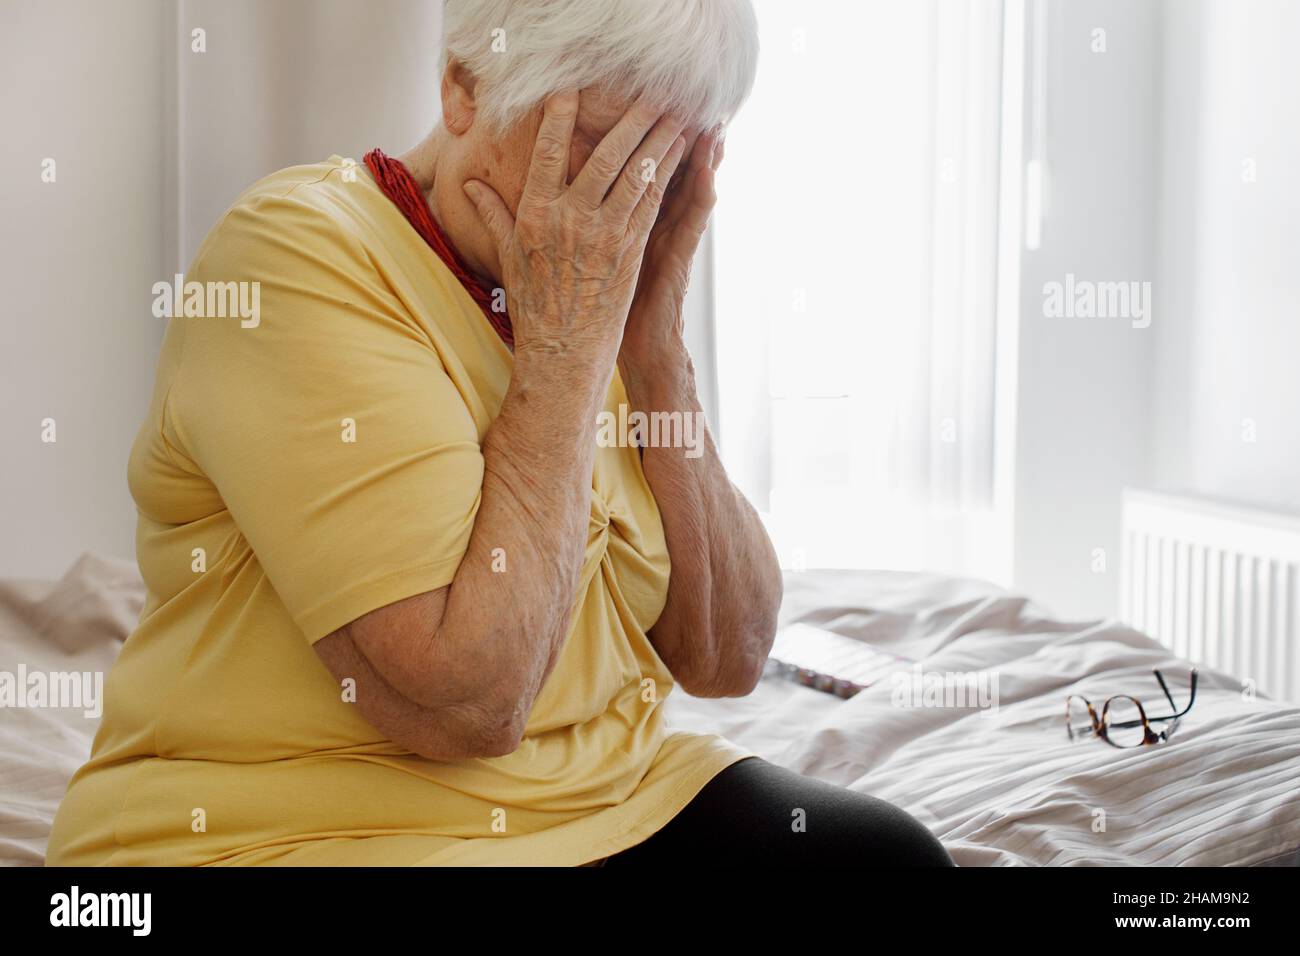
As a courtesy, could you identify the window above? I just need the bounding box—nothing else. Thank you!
[713,0,1008,576]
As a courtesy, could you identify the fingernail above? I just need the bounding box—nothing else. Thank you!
[462,180,481,201]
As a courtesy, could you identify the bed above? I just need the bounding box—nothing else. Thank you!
[3,555,1298,866]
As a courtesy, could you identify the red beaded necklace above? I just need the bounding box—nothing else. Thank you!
[364,148,513,348]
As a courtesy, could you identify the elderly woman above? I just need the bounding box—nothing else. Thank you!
[48,0,950,866]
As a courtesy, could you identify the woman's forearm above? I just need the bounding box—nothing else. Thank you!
[431,349,618,717]
[381,348,618,736]
[324,345,619,758]
[620,344,782,697]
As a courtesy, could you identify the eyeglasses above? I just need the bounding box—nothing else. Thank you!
[1065,669,1198,748]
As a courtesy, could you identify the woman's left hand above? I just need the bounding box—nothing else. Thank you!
[619,127,725,370]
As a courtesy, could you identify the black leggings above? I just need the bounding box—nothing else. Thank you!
[604,756,954,867]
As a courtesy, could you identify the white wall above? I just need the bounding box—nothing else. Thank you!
[173,0,442,269]
[0,0,166,579]
[1011,0,1300,622]
[1011,0,1160,620]
[0,0,445,580]
[1150,0,1300,517]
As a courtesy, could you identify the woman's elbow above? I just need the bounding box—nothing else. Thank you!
[703,599,781,698]
[419,696,529,760]
[465,706,529,758]
[676,646,769,699]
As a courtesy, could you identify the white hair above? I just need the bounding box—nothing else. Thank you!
[442,0,759,133]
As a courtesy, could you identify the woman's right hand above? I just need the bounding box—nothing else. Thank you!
[462,91,688,362]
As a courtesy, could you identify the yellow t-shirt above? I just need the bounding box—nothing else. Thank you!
[46,156,750,866]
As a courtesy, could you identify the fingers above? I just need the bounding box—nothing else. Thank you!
[521,90,579,207]
[677,166,717,242]
[603,113,688,221]
[678,129,722,236]
[628,133,688,238]
[692,128,719,175]
[462,179,514,256]
[569,94,664,208]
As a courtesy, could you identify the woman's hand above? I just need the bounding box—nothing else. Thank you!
[462,91,689,364]
[620,128,725,370]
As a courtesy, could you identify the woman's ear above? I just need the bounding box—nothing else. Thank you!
[440,58,478,135]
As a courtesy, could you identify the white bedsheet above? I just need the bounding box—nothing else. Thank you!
[0,554,141,867]
[3,559,1297,866]
[666,569,1300,866]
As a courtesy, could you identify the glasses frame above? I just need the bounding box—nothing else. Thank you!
[1065,668,1198,748]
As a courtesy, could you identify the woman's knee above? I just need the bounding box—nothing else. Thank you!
[749,762,954,866]
[860,798,954,867]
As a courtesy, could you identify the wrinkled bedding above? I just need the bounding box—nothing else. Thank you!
[666,570,1300,866]
[0,555,142,866]
[3,558,1297,866]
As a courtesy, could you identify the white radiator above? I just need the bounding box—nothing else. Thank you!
[1121,489,1300,703]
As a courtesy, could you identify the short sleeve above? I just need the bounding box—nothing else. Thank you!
[168,185,484,642]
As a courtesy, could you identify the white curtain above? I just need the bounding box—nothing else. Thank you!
[713,0,1006,575]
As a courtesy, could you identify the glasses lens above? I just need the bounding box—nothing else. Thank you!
[1103,696,1147,748]
[1066,696,1094,740]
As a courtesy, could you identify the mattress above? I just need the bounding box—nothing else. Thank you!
[3,557,1298,866]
